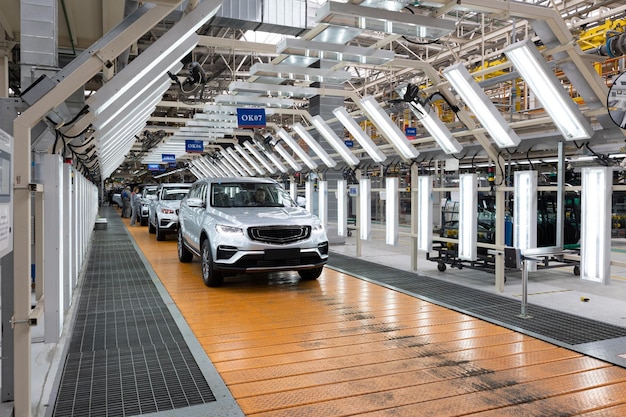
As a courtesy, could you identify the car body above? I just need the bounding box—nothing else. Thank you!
[139,185,159,226]
[148,183,191,241]
[177,177,329,287]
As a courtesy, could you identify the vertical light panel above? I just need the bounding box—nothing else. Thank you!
[337,179,348,237]
[318,180,328,228]
[417,175,433,252]
[290,179,297,202]
[386,177,399,245]
[458,173,477,261]
[305,179,314,213]
[514,170,538,272]
[360,178,372,240]
[581,167,611,284]
[514,170,538,251]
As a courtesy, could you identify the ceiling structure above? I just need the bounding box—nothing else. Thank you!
[2,0,626,183]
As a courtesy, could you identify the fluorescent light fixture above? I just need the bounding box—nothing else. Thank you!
[198,157,223,177]
[292,123,337,168]
[277,38,394,66]
[332,107,386,163]
[504,40,593,141]
[229,81,319,99]
[458,173,477,261]
[409,101,462,154]
[337,179,348,237]
[217,158,238,177]
[443,63,521,148]
[316,2,455,40]
[203,104,240,114]
[581,167,611,284]
[250,63,352,84]
[221,150,247,176]
[319,181,328,228]
[234,144,265,175]
[189,166,204,179]
[243,141,276,174]
[273,142,302,172]
[310,116,360,166]
[360,95,420,160]
[186,121,236,129]
[215,94,294,108]
[360,178,371,240]
[276,128,318,170]
[90,0,223,115]
[514,170,538,251]
[191,160,210,177]
[264,149,288,173]
[385,177,399,245]
[417,176,433,252]
[194,113,238,122]
[226,148,254,176]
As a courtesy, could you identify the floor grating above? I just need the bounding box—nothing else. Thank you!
[52,217,216,417]
[327,253,626,346]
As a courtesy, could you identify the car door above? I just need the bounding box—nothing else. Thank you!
[182,182,206,253]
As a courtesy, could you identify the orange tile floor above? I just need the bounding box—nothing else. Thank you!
[126,220,626,416]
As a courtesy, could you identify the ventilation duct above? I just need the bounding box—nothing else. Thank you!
[210,0,307,36]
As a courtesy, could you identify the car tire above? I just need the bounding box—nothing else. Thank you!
[156,223,166,241]
[178,230,193,263]
[148,219,156,234]
[298,267,323,280]
[140,217,148,226]
[201,239,223,287]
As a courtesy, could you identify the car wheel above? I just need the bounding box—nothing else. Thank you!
[148,219,156,234]
[140,217,148,226]
[298,267,323,280]
[156,223,165,241]
[178,230,193,263]
[201,239,223,287]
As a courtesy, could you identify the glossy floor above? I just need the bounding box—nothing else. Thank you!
[125,220,626,417]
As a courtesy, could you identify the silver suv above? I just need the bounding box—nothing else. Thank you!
[140,185,158,226]
[177,177,329,287]
[148,183,191,241]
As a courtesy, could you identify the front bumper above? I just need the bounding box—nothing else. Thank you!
[213,242,329,273]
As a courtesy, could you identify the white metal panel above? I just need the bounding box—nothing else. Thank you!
[360,178,371,241]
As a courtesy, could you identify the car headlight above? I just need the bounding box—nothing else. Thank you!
[161,208,175,214]
[215,224,243,235]
[312,221,324,231]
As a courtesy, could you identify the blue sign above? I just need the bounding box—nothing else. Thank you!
[405,127,417,138]
[169,162,177,168]
[162,154,176,162]
[237,108,266,129]
[147,164,160,171]
[344,140,354,148]
[185,140,204,153]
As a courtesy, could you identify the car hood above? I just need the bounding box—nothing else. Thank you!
[211,206,320,227]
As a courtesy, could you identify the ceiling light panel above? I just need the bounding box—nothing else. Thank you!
[443,63,521,148]
[360,95,419,160]
[249,63,352,84]
[277,38,394,66]
[310,116,360,166]
[276,128,318,170]
[408,102,462,154]
[316,2,455,40]
[332,107,386,163]
[228,81,319,98]
[215,94,295,108]
[292,122,337,168]
[504,39,593,141]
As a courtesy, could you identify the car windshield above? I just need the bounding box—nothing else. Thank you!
[144,188,157,198]
[211,182,297,208]
[163,189,189,200]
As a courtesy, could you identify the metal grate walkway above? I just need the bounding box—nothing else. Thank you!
[327,253,626,347]
[51,212,217,417]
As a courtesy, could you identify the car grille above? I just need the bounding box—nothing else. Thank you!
[248,226,311,244]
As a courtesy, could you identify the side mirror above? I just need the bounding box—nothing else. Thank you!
[186,197,205,208]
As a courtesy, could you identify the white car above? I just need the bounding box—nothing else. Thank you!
[140,185,158,226]
[177,177,329,287]
[148,183,191,241]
